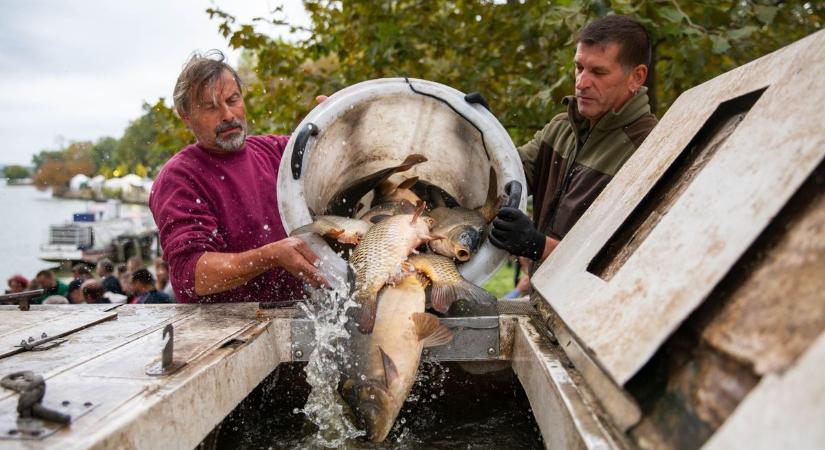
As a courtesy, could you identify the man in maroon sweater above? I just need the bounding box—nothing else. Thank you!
[149,50,326,303]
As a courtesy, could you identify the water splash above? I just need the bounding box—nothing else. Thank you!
[295,275,365,448]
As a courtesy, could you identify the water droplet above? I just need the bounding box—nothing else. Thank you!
[195,198,201,204]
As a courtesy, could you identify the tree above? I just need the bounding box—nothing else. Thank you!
[32,141,95,188]
[2,165,30,181]
[201,0,822,145]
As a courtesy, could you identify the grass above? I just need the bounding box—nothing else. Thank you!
[482,260,518,299]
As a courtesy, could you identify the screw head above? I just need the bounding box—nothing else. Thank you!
[487,347,496,356]
[27,336,34,343]
[294,350,303,359]
[41,332,48,338]
[8,429,18,435]
[84,401,93,407]
[30,430,41,437]
[62,400,70,406]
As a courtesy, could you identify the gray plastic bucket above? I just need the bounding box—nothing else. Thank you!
[277,78,526,286]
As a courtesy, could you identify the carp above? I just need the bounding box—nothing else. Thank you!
[428,167,502,261]
[407,253,496,314]
[342,273,453,442]
[357,199,417,223]
[374,176,422,206]
[325,154,427,217]
[290,215,371,245]
[348,202,437,333]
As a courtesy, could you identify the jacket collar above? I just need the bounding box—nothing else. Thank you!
[562,86,651,134]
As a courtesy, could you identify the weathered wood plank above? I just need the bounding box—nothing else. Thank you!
[531,29,825,386]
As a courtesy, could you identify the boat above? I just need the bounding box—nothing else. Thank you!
[37,199,157,264]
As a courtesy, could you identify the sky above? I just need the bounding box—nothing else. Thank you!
[0,0,309,166]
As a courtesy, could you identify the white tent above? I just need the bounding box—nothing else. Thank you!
[69,174,90,191]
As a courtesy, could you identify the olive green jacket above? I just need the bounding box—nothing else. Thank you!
[518,87,658,240]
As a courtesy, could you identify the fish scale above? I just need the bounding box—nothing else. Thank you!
[348,212,434,333]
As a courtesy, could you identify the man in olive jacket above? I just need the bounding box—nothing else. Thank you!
[490,15,658,265]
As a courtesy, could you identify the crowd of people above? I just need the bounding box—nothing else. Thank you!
[4,256,176,305]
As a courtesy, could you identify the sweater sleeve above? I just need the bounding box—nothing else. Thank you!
[149,162,226,303]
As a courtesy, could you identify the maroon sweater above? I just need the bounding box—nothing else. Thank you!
[149,135,304,303]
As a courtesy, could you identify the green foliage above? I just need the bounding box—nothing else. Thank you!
[483,261,518,299]
[201,0,821,144]
[2,165,30,180]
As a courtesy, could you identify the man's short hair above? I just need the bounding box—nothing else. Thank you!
[131,268,155,286]
[97,258,115,274]
[81,280,105,301]
[72,263,92,277]
[576,15,651,69]
[173,50,243,117]
[35,270,53,279]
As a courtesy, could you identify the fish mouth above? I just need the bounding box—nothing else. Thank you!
[453,227,481,261]
[454,247,471,262]
[342,379,396,442]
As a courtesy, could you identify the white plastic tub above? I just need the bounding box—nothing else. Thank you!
[277,77,526,285]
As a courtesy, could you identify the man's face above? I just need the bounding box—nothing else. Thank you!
[574,42,645,124]
[95,263,105,277]
[37,275,55,289]
[181,70,248,153]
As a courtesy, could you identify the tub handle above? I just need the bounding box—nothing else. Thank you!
[503,180,522,209]
[464,92,490,111]
[291,122,319,180]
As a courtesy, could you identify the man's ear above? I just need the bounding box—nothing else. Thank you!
[177,108,192,128]
[629,64,648,93]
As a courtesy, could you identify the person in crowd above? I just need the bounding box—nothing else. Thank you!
[154,258,176,301]
[131,269,174,304]
[126,256,144,274]
[71,263,93,281]
[31,270,68,304]
[6,274,28,294]
[66,278,86,304]
[96,258,124,295]
[81,279,110,304]
[149,50,325,304]
[491,15,657,271]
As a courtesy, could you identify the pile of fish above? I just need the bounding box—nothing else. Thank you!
[290,154,502,442]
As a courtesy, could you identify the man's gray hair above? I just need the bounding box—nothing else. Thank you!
[173,50,243,117]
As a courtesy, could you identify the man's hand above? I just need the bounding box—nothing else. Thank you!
[265,237,328,288]
[489,207,546,261]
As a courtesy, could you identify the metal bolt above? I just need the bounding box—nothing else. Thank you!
[62,400,70,406]
[19,340,26,346]
[487,347,496,356]
[84,401,93,407]
[27,336,34,343]
[294,349,303,359]
[30,430,41,437]
[41,332,48,339]
[8,429,18,436]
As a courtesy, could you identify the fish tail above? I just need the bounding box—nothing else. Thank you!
[430,279,496,314]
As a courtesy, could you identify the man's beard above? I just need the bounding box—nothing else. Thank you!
[214,119,248,152]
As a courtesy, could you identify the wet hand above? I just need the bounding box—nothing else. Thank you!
[489,207,546,261]
[267,237,329,288]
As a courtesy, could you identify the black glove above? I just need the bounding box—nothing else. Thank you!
[489,207,546,260]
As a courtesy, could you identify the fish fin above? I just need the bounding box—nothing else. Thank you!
[324,227,345,239]
[398,154,428,171]
[379,347,399,389]
[355,202,365,214]
[370,214,392,224]
[397,176,418,190]
[411,201,426,224]
[455,279,497,307]
[289,222,317,237]
[429,283,456,313]
[346,264,356,295]
[376,180,395,198]
[354,296,377,334]
[430,186,447,208]
[479,166,500,222]
[412,312,453,347]
[397,199,417,214]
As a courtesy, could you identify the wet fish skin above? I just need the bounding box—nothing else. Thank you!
[408,253,496,313]
[290,215,371,245]
[357,199,417,223]
[342,274,452,442]
[375,176,422,206]
[325,154,427,216]
[348,208,436,333]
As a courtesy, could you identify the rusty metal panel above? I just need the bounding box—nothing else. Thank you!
[531,29,825,387]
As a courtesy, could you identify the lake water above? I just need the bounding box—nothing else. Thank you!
[0,180,151,284]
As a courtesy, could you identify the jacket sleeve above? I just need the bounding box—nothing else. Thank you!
[149,164,226,303]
